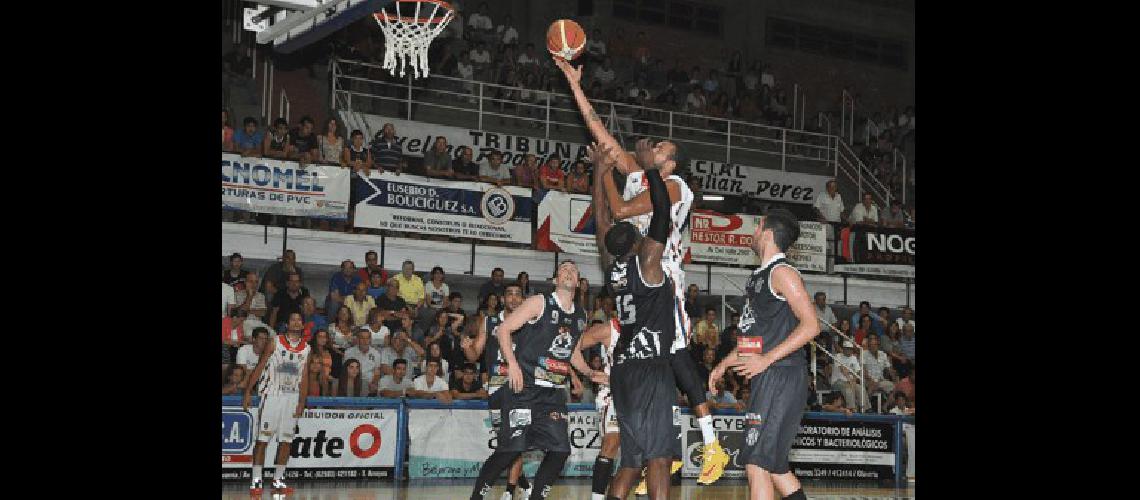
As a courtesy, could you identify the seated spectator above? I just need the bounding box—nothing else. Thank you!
[370,123,403,174]
[849,193,880,225]
[222,365,246,395]
[517,43,539,68]
[223,252,248,288]
[444,291,468,325]
[899,323,916,363]
[233,272,268,320]
[813,292,837,326]
[380,330,425,377]
[685,86,708,115]
[452,146,481,181]
[312,328,343,380]
[326,260,362,321]
[895,365,915,402]
[813,180,845,224]
[479,294,502,317]
[821,392,854,416]
[345,282,377,327]
[877,307,893,332]
[425,266,450,310]
[813,359,832,393]
[702,69,720,94]
[222,109,234,151]
[262,117,292,159]
[512,153,538,189]
[860,334,897,407]
[467,2,493,40]
[409,357,453,403]
[694,307,720,357]
[516,271,532,297]
[831,341,863,411]
[395,260,426,309]
[697,348,717,384]
[307,356,333,396]
[236,327,270,378]
[882,200,906,228]
[854,315,875,347]
[566,160,590,194]
[233,117,264,157]
[707,375,742,411]
[849,301,885,337]
[888,391,914,416]
[593,58,616,87]
[366,270,387,301]
[497,15,518,48]
[478,150,512,185]
[478,268,507,304]
[337,359,367,397]
[344,328,384,393]
[362,308,391,349]
[456,57,475,93]
[538,155,565,192]
[422,308,463,348]
[717,312,741,361]
[356,250,389,286]
[268,272,309,332]
[260,248,304,302]
[423,137,454,178]
[317,117,344,164]
[421,342,451,378]
[469,41,492,77]
[329,305,357,349]
[288,116,319,164]
[896,306,916,332]
[377,277,412,332]
[760,63,774,88]
[451,363,488,399]
[301,296,328,340]
[377,359,415,398]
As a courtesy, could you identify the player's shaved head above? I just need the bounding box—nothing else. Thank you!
[604,221,639,258]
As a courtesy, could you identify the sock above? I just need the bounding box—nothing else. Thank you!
[251,466,263,485]
[273,466,285,482]
[592,456,615,496]
[530,451,570,499]
[471,451,521,500]
[698,415,716,445]
[784,488,807,500]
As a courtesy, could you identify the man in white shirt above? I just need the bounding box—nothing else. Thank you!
[344,328,384,393]
[222,282,236,317]
[813,292,837,327]
[517,43,539,68]
[236,327,271,373]
[377,359,415,397]
[478,150,512,185]
[409,357,452,402]
[467,2,493,39]
[363,309,391,349]
[760,64,774,88]
[813,179,844,224]
[896,307,915,332]
[593,58,616,86]
[830,341,862,411]
[585,28,606,62]
[233,272,268,320]
[860,335,896,409]
[849,193,879,225]
[496,16,518,46]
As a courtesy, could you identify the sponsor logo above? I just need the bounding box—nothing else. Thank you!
[511,429,524,438]
[481,187,516,226]
[509,409,532,428]
[549,411,567,421]
[746,428,759,446]
[548,329,574,358]
[222,409,255,454]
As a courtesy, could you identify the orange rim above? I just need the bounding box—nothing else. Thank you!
[373,0,453,24]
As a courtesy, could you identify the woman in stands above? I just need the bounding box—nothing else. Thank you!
[516,272,531,297]
[479,294,501,316]
[342,129,373,233]
[312,328,343,381]
[222,365,246,395]
[337,359,365,397]
[854,315,874,347]
[566,160,590,194]
[329,305,357,350]
[317,118,344,165]
[307,356,332,397]
[425,266,450,311]
[222,108,234,152]
[420,342,450,380]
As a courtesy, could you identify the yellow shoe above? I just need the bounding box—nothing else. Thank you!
[633,471,648,496]
[671,460,683,475]
[697,440,730,485]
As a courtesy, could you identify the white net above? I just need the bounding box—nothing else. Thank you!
[374,1,454,79]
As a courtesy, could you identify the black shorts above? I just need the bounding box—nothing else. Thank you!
[612,358,676,470]
[741,365,809,474]
[670,348,707,407]
[495,386,570,453]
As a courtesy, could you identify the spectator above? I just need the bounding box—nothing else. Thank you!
[425,266,450,310]
[896,307,915,332]
[821,392,854,416]
[260,249,304,301]
[849,193,880,225]
[881,200,906,228]
[836,318,854,344]
[860,334,897,408]
[516,271,532,297]
[683,284,701,330]
[575,277,591,316]
[222,365,246,395]
[608,27,629,63]
[423,308,463,348]
[301,296,328,340]
[344,328,384,393]
[288,116,319,164]
[345,129,373,232]
[881,322,901,359]
[362,308,391,349]
[380,330,425,377]
[345,282,377,327]
[854,315,874,347]
[814,180,845,224]
[877,307,892,331]
[312,328,343,381]
[702,69,720,94]
[233,117,264,157]
[317,117,344,164]
[232,272,267,320]
[394,260,426,308]
[707,375,742,411]
[813,360,832,394]
[888,391,914,416]
[329,305,357,349]
[566,160,590,194]
[585,29,606,63]
[222,109,234,151]
[306,355,333,396]
[450,362,488,399]
[366,270,387,301]
[813,292,837,326]
[370,123,403,175]
[479,294,501,316]
[631,31,650,66]
[268,272,309,332]
[849,302,885,336]
[497,15,518,48]
[478,150,512,185]
[760,63,774,88]
[236,326,270,375]
[694,307,720,357]
[538,155,565,192]
[899,323,916,362]
[466,2,493,38]
[377,358,415,398]
[831,341,863,411]
[516,42,539,68]
[337,358,366,397]
[421,342,452,378]
[452,146,481,181]
[356,250,389,287]
[377,277,412,332]
[410,357,453,403]
[327,260,362,322]
[423,137,454,178]
[593,58,616,87]
[222,253,248,288]
[456,57,475,95]
[717,312,741,361]
[262,117,292,159]
[685,86,707,114]
[512,153,538,189]
[478,267,506,304]
[697,347,718,383]
[725,50,743,95]
[895,365,915,402]
[469,41,492,79]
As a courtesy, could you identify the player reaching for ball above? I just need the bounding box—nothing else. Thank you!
[555,55,731,486]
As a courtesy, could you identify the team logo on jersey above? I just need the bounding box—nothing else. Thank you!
[549,327,574,358]
[746,427,759,446]
[481,187,516,226]
[509,409,532,428]
[738,300,756,332]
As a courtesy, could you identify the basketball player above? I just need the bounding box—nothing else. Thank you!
[557,56,730,485]
[570,155,676,500]
[463,283,533,500]
[469,261,603,500]
[242,311,311,496]
[709,209,820,500]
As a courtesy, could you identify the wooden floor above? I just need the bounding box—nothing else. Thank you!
[224,478,915,499]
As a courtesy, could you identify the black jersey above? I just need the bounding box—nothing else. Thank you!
[738,253,805,367]
[348,144,370,163]
[605,255,676,365]
[268,133,288,152]
[483,311,511,393]
[513,293,587,389]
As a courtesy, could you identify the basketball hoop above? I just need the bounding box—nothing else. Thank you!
[373,0,454,79]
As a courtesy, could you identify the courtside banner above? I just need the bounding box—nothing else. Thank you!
[689,210,826,271]
[535,190,598,255]
[352,174,533,243]
[690,159,830,204]
[222,407,398,481]
[680,414,900,481]
[834,226,915,278]
[221,154,350,219]
[349,114,590,172]
[407,408,602,478]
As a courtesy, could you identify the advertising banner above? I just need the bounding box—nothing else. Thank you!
[834,225,915,278]
[688,210,826,271]
[222,407,398,481]
[221,154,351,219]
[535,190,598,255]
[689,159,831,205]
[352,174,534,243]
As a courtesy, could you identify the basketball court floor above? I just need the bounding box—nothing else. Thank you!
[223,478,915,499]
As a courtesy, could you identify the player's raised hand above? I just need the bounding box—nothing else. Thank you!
[508,363,525,393]
[634,138,657,170]
[553,56,583,86]
[587,141,613,169]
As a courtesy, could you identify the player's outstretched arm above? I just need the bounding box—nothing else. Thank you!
[590,142,616,270]
[635,163,671,285]
[552,56,639,174]
[734,267,821,379]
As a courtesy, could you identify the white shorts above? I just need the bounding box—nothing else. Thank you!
[257,393,300,443]
[596,386,619,435]
[667,265,689,354]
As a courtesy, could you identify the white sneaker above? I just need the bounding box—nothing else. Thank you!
[501,491,513,500]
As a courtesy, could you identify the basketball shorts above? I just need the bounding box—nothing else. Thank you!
[495,386,570,453]
[667,267,689,354]
[741,365,809,474]
[670,348,707,407]
[611,357,676,470]
[595,385,619,435]
[256,393,301,444]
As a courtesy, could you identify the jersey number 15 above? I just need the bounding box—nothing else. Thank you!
[616,295,636,325]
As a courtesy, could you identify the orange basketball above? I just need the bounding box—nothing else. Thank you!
[547,19,587,61]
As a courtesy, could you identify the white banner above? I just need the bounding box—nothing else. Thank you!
[407,408,602,478]
[690,159,831,205]
[221,154,351,219]
[352,173,534,243]
[903,422,914,479]
[689,210,826,271]
[535,190,599,255]
[222,406,398,480]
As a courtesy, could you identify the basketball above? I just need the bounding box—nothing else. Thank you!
[546,19,587,61]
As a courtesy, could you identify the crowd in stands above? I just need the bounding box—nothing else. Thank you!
[222,248,916,416]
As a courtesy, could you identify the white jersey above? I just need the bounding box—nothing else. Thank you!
[258,334,311,397]
[622,170,694,348]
